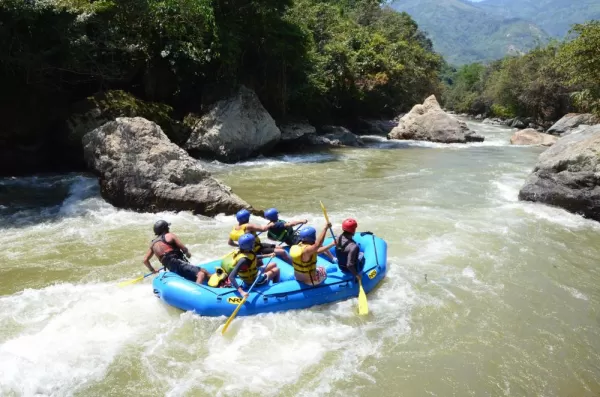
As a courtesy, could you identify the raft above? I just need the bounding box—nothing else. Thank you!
[152,232,387,317]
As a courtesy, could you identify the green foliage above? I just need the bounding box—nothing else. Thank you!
[0,0,441,148]
[443,22,600,120]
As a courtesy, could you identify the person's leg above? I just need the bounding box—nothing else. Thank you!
[196,268,211,284]
[264,263,280,283]
[274,247,292,265]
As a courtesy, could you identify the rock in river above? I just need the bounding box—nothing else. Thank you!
[82,117,254,216]
[519,125,600,221]
[388,95,484,143]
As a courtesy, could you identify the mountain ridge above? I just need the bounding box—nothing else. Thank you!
[390,0,550,65]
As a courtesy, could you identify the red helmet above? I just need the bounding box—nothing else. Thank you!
[342,218,358,233]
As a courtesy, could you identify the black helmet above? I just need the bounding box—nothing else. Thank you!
[153,220,170,235]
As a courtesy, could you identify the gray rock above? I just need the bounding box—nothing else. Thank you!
[475,114,484,120]
[279,121,316,141]
[184,86,281,162]
[82,117,254,216]
[354,119,397,135]
[511,118,527,129]
[388,95,485,143]
[519,125,600,221]
[310,126,364,147]
[510,129,558,147]
[547,113,599,136]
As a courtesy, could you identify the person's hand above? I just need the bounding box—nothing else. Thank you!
[332,257,338,264]
[185,251,192,258]
[240,290,249,299]
[151,268,158,274]
[303,219,309,224]
[325,222,332,229]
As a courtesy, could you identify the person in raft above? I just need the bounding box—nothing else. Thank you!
[228,208,292,264]
[228,233,280,298]
[264,207,308,246]
[335,218,365,280]
[143,220,211,284]
[290,223,336,286]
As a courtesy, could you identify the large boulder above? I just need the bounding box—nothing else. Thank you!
[82,117,254,216]
[547,113,599,136]
[388,96,484,143]
[184,86,281,162]
[510,129,558,147]
[518,125,600,221]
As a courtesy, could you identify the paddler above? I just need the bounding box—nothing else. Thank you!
[227,233,280,298]
[264,207,307,246]
[143,220,211,284]
[334,218,364,280]
[290,223,336,286]
[228,208,292,264]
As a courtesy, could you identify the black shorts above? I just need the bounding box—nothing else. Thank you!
[163,256,201,282]
[257,243,276,255]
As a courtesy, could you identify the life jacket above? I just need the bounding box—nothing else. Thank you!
[230,250,258,284]
[290,242,317,274]
[335,234,358,268]
[267,220,294,243]
[151,234,183,263]
[229,223,262,253]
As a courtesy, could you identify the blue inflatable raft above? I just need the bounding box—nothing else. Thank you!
[152,232,387,317]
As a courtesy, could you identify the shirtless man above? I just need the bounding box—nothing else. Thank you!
[142,220,211,284]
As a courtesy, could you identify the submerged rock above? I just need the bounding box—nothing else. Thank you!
[519,125,600,221]
[510,129,558,147]
[388,96,484,143]
[547,113,599,136]
[82,117,254,216]
[184,86,281,162]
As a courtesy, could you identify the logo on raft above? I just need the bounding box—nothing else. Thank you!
[227,297,244,304]
[368,269,377,279]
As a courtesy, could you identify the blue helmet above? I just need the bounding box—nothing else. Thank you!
[238,233,256,251]
[299,226,316,243]
[236,209,250,224]
[265,208,279,222]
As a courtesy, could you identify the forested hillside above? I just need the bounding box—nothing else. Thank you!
[0,0,441,174]
[442,21,600,123]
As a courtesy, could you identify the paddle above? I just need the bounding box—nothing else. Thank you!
[319,201,369,316]
[118,267,164,287]
[221,223,304,335]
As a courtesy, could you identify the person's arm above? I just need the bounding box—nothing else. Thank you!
[228,258,249,298]
[257,252,276,260]
[302,223,331,258]
[245,223,273,233]
[318,242,336,261]
[168,233,191,258]
[228,238,239,247]
[285,219,308,228]
[142,248,157,273]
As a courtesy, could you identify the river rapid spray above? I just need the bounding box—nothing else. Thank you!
[1,120,600,396]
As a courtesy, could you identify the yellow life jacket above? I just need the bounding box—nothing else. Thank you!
[229,224,262,253]
[231,250,258,284]
[290,242,317,274]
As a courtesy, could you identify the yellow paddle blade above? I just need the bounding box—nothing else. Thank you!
[357,279,369,315]
[319,201,330,224]
[117,275,144,287]
[221,295,248,335]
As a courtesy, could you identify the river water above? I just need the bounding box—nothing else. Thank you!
[1,120,599,397]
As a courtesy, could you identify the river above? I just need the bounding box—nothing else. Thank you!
[1,120,599,397]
